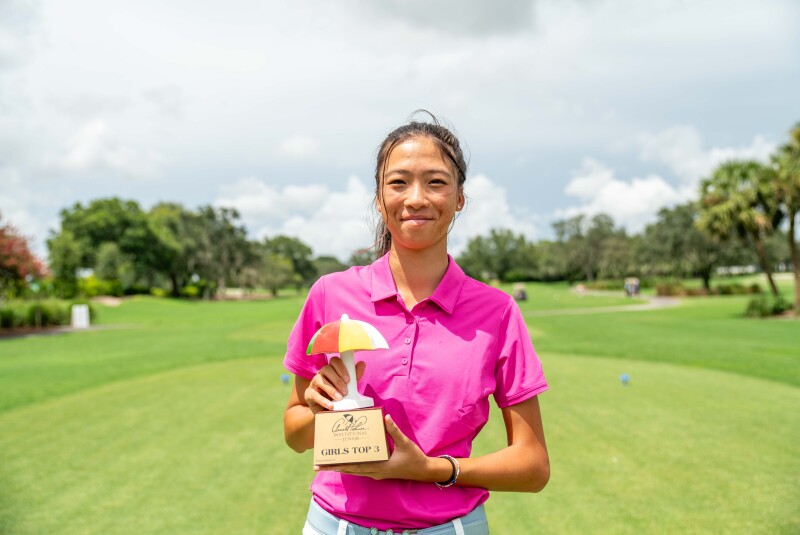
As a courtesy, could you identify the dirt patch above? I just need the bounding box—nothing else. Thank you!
[92,296,124,307]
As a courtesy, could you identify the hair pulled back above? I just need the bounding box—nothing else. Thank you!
[373,112,468,257]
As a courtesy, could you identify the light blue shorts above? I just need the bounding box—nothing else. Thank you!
[303,498,489,535]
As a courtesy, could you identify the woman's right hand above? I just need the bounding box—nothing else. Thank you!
[304,357,366,414]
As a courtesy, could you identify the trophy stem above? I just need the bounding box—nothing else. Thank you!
[332,349,374,410]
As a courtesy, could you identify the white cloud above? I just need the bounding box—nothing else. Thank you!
[215,176,330,224]
[558,159,686,232]
[0,168,58,257]
[0,0,41,70]
[279,135,321,158]
[559,126,780,233]
[143,85,184,119]
[638,126,775,184]
[215,173,536,258]
[564,158,614,200]
[1,0,797,255]
[450,174,539,253]
[45,119,162,179]
[352,0,534,36]
[215,175,373,259]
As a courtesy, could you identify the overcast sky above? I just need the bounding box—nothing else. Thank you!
[2,0,799,260]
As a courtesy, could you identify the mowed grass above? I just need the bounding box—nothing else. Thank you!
[0,279,798,534]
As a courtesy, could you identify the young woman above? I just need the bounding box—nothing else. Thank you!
[284,117,549,534]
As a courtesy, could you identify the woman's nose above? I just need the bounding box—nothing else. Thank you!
[405,182,427,207]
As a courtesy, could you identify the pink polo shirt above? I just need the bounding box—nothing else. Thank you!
[284,253,548,531]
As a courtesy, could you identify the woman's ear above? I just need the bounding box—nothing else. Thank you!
[456,192,465,212]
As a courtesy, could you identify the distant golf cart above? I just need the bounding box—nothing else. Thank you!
[512,283,528,301]
[624,277,640,297]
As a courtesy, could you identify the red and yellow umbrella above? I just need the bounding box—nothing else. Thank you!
[307,314,389,354]
[306,314,388,410]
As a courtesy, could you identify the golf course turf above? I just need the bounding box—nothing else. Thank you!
[0,279,797,534]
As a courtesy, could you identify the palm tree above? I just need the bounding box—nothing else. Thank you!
[698,160,781,296]
[773,123,800,311]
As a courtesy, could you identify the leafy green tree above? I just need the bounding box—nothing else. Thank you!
[262,235,316,287]
[186,206,250,298]
[698,160,781,296]
[313,256,348,278]
[640,203,722,290]
[147,203,194,296]
[94,242,125,281]
[457,228,537,282]
[348,248,377,267]
[46,230,82,298]
[58,198,153,267]
[260,252,294,297]
[598,233,636,280]
[773,122,800,310]
[531,240,568,282]
[552,214,625,282]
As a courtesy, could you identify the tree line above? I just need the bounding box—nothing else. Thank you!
[1,123,797,311]
[40,200,352,299]
[459,122,800,311]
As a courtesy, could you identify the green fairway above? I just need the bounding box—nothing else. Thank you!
[0,282,798,534]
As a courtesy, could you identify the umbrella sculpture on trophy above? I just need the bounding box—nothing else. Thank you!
[307,314,390,465]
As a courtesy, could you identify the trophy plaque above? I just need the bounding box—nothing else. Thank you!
[307,314,390,466]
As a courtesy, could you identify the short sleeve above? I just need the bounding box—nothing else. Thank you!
[493,298,548,408]
[283,277,330,380]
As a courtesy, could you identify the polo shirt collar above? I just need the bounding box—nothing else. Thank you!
[370,253,465,315]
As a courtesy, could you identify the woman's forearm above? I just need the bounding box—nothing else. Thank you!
[284,403,315,452]
[455,397,549,492]
[284,375,317,452]
[455,443,549,492]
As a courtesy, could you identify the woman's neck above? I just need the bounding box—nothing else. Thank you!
[388,243,449,310]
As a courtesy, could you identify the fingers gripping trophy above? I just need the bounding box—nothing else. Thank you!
[307,314,390,465]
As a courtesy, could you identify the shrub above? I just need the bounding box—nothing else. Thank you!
[656,280,684,296]
[26,301,65,327]
[745,295,792,318]
[123,285,151,296]
[0,300,95,330]
[0,305,16,328]
[683,287,709,297]
[717,283,749,295]
[504,269,537,283]
[584,280,625,291]
[78,276,123,298]
[181,285,201,298]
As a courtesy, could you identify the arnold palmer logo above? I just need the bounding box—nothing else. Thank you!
[332,413,368,432]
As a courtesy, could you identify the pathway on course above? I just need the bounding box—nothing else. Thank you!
[522,296,680,318]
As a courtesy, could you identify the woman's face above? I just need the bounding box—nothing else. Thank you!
[378,136,464,254]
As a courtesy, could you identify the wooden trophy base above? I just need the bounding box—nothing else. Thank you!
[313,407,389,465]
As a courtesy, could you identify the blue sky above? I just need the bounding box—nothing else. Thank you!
[2,0,799,260]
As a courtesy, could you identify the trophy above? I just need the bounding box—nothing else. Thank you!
[307,314,390,465]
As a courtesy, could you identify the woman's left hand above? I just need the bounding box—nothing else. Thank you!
[314,415,436,482]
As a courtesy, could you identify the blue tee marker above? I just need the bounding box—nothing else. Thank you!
[281,374,290,385]
[620,373,630,386]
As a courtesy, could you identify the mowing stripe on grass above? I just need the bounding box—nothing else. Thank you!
[1,355,797,534]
